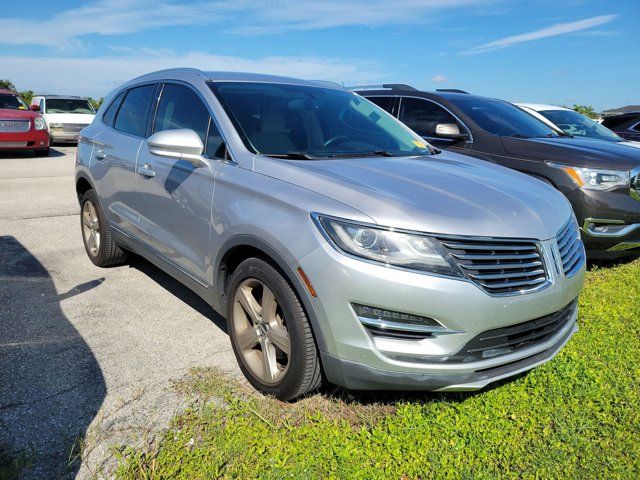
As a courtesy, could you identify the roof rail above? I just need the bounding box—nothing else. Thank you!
[347,83,417,91]
[436,89,469,94]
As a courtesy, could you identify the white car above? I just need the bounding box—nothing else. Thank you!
[31,95,96,143]
[517,103,640,149]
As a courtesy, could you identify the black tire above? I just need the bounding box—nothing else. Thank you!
[34,147,50,157]
[80,189,127,267]
[227,258,322,400]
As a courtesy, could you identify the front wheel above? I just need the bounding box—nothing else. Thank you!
[227,258,322,400]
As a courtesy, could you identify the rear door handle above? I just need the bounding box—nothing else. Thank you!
[137,164,156,178]
[95,151,107,161]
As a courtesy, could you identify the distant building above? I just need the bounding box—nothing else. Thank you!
[602,105,640,117]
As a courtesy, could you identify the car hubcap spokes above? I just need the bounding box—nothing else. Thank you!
[233,279,291,384]
[82,201,100,256]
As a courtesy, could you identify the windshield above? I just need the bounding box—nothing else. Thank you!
[539,109,622,142]
[451,97,558,138]
[46,98,95,114]
[0,93,28,110]
[209,82,432,158]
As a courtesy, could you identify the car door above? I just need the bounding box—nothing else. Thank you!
[397,96,470,152]
[135,82,224,284]
[90,84,157,237]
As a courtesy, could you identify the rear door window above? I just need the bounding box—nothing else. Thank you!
[114,85,156,137]
[366,96,394,114]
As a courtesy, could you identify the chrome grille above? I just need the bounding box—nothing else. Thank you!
[0,119,30,133]
[51,123,87,133]
[556,219,584,277]
[438,236,548,295]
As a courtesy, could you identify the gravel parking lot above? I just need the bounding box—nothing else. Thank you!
[0,146,241,479]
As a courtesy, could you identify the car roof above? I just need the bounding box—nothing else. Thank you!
[36,95,88,99]
[124,68,345,91]
[516,103,572,112]
[354,87,503,104]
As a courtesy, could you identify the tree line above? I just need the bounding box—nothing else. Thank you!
[0,79,103,110]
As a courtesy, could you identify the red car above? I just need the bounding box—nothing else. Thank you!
[0,89,50,156]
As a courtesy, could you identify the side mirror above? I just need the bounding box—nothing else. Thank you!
[30,104,40,111]
[435,123,467,139]
[147,129,207,167]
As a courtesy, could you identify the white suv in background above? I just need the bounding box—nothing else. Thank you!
[31,95,95,143]
[517,103,640,149]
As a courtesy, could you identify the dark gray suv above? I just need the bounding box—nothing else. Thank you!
[357,85,640,259]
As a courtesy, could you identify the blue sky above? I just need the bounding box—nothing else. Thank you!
[1,0,638,110]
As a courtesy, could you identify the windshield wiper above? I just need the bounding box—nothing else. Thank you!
[511,134,529,139]
[262,151,316,160]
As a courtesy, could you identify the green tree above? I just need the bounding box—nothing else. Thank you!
[572,104,599,119]
[88,97,104,111]
[19,90,34,105]
[0,79,17,91]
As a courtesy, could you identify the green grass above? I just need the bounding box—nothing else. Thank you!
[115,259,640,479]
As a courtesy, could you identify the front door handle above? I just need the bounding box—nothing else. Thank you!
[137,164,156,178]
[95,151,107,161]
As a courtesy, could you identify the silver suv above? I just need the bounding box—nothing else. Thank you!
[75,69,586,400]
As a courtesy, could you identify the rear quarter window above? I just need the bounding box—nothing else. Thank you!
[102,91,126,127]
[113,85,156,137]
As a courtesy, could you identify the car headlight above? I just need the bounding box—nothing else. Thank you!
[34,116,47,130]
[547,162,630,191]
[314,215,462,277]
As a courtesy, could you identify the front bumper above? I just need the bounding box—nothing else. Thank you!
[565,188,640,257]
[299,235,585,391]
[0,129,49,150]
[49,125,90,143]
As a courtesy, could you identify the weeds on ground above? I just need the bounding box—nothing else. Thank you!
[115,259,640,479]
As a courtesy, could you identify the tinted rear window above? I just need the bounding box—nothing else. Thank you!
[114,85,156,137]
[102,91,126,127]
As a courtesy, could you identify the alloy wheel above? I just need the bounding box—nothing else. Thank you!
[232,278,291,384]
[82,200,101,257]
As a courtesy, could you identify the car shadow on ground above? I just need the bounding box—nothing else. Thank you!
[0,236,106,479]
[126,253,228,334]
[0,147,66,159]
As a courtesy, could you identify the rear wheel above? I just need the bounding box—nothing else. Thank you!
[227,258,322,400]
[80,189,127,267]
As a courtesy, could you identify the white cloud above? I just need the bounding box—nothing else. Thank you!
[431,74,447,83]
[0,0,498,47]
[464,14,618,54]
[0,50,382,97]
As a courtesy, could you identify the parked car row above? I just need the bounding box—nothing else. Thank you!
[75,69,592,400]
[0,90,95,155]
[355,85,640,259]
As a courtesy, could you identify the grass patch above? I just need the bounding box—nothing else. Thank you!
[115,259,640,479]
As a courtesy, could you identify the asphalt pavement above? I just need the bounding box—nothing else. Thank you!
[0,146,242,479]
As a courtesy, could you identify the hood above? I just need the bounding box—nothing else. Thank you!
[0,108,38,120]
[502,136,640,170]
[620,140,640,149]
[256,151,573,241]
[43,113,95,124]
